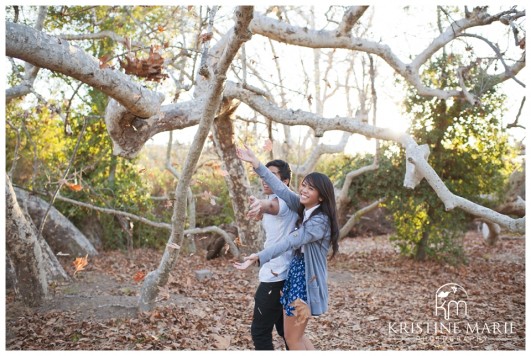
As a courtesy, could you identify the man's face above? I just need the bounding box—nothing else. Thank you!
[263,166,283,195]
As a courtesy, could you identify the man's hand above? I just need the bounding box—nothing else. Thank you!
[247,196,263,220]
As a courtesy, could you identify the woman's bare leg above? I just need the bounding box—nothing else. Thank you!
[283,313,311,350]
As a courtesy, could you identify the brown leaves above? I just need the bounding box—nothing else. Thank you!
[119,45,169,82]
[72,254,88,275]
[59,178,83,192]
[6,232,525,351]
[233,236,246,247]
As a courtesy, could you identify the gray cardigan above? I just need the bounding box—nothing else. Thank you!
[254,163,331,316]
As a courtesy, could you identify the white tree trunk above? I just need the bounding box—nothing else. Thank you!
[5,175,49,307]
[138,6,254,311]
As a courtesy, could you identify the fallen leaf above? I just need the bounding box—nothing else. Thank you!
[199,32,213,43]
[65,182,83,192]
[167,242,180,249]
[234,237,246,247]
[72,254,88,275]
[133,271,146,283]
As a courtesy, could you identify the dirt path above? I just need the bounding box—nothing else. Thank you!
[5,231,525,350]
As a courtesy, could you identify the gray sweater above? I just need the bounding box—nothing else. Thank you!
[254,163,331,316]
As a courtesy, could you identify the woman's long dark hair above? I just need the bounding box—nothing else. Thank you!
[296,172,339,258]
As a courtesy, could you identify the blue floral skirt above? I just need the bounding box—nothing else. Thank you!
[280,254,307,316]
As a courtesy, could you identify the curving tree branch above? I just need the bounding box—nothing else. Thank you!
[6,21,165,118]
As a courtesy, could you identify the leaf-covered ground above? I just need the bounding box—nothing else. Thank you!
[5,231,525,350]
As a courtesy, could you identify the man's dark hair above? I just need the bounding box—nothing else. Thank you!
[265,159,292,186]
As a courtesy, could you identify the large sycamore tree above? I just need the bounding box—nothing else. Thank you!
[5,5,525,309]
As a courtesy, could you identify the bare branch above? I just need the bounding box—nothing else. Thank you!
[336,6,369,37]
[6,6,47,102]
[250,8,525,102]
[337,161,379,209]
[339,198,385,239]
[53,194,237,256]
[6,120,21,179]
[507,96,526,129]
[139,6,254,311]
[459,33,525,88]
[403,137,525,233]
[292,132,350,176]
[59,30,144,48]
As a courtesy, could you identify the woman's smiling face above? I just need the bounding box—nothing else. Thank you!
[299,179,320,208]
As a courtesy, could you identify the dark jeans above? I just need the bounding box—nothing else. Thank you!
[251,280,288,350]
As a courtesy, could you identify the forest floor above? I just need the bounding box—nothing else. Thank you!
[5,230,526,351]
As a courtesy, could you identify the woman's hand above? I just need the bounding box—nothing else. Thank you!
[236,145,260,168]
[233,253,259,270]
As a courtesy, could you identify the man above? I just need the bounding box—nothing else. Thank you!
[247,159,298,350]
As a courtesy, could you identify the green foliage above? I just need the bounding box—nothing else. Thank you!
[387,54,518,264]
[192,165,235,227]
[5,5,205,251]
[317,151,403,207]
[316,54,519,265]
[5,97,164,252]
[138,144,235,231]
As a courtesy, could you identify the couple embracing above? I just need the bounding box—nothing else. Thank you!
[234,146,339,350]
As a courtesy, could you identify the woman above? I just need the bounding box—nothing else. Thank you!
[234,145,339,350]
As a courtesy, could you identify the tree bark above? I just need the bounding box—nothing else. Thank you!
[415,230,429,261]
[5,175,48,307]
[212,100,263,250]
[481,221,501,246]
